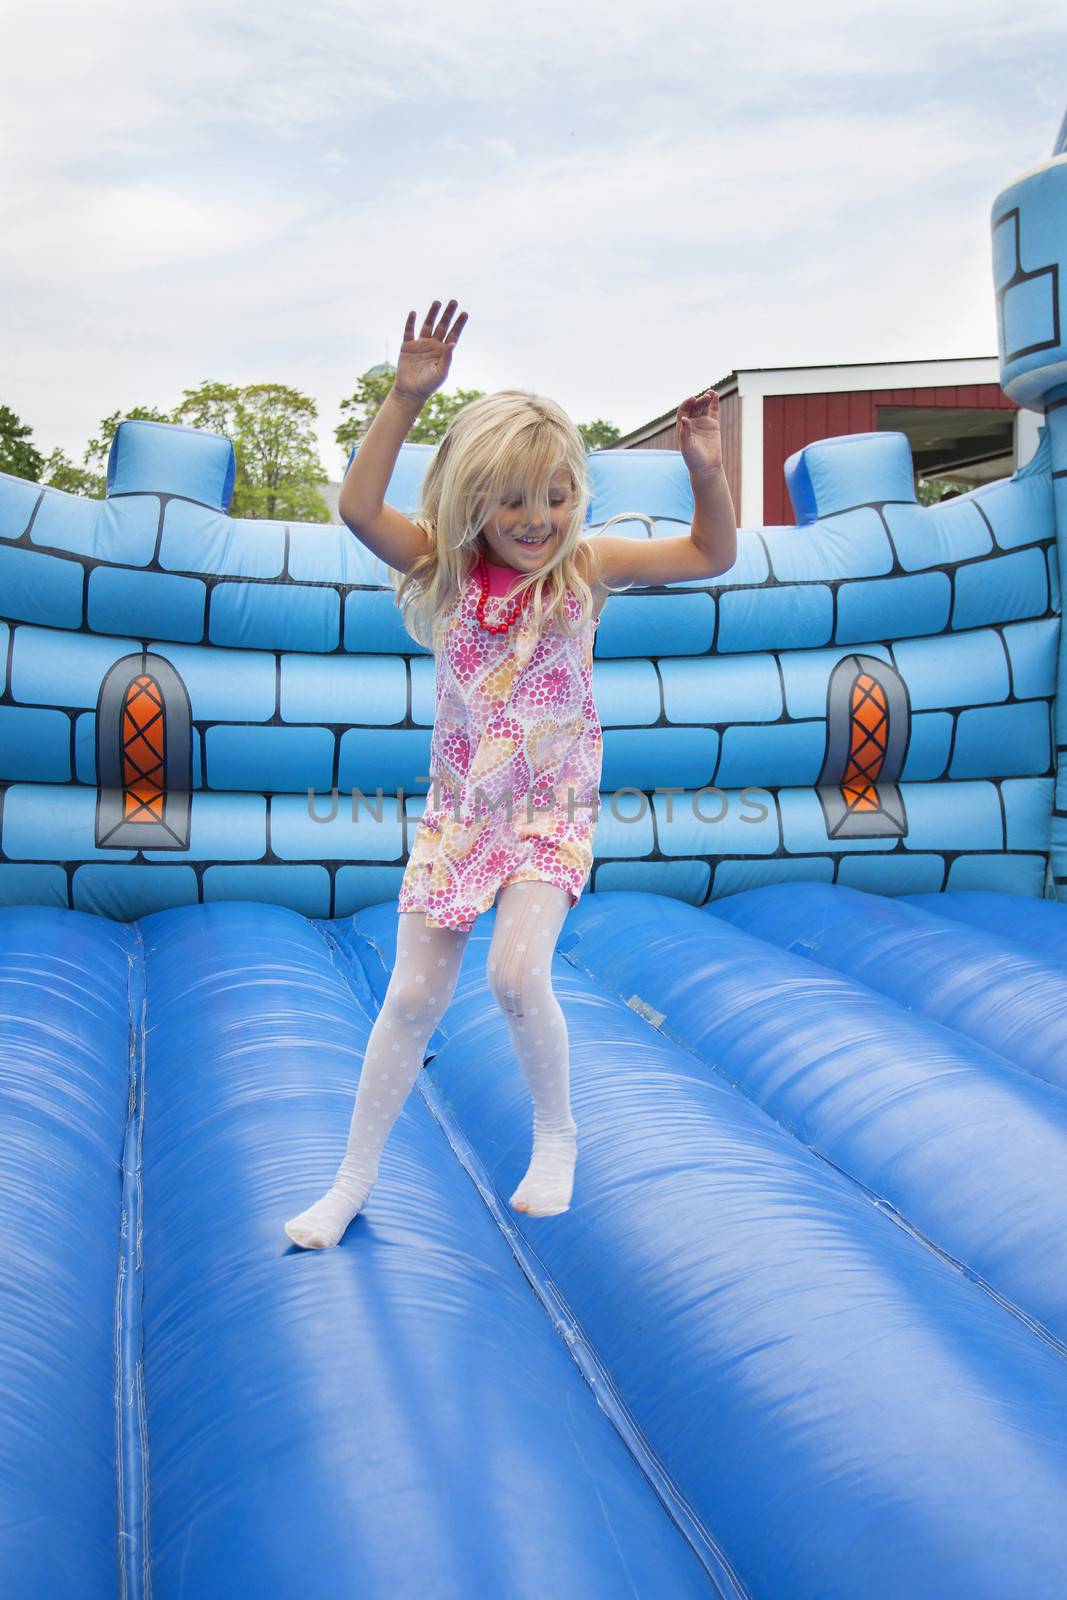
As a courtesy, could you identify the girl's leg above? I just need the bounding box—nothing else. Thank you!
[286,912,471,1248]
[486,880,578,1216]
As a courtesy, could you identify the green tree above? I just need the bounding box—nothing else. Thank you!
[172,380,330,521]
[239,384,331,522]
[167,380,242,440]
[40,448,104,497]
[577,418,622,450]
[0,405,45,481]
[917,475,968,506]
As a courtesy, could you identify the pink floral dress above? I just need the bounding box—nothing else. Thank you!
[397,551,603,931]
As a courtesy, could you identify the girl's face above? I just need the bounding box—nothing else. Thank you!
[478,466,576,570]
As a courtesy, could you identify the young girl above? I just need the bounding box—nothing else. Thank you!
[286,297,736,1249]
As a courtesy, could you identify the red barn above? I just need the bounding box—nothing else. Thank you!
[616,357,1038,527]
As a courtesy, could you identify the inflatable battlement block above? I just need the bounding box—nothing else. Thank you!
[784,431,917,527]
[105,419,237,513]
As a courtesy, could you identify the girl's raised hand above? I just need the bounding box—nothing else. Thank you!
[676,387,723,478]
[393,299,469,403]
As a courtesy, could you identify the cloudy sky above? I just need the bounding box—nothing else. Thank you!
[4,0,1066,484]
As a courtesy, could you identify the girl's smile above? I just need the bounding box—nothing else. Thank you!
[480,467,575,570]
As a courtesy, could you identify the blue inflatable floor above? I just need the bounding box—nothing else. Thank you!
[2,883,1067,1598]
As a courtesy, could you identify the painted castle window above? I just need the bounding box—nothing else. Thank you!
[817,652,909,839]
[95,653,193,849]
[121,674,165,822]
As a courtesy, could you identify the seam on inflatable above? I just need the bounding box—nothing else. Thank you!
[115,924,152,1599]
[558,943,1067,1368]
[415,1070,753,1600]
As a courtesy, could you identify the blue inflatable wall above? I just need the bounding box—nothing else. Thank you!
[2,121,1067,1599]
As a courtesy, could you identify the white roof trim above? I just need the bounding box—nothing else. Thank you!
[737,357,1000,400]
[740,391,764,528]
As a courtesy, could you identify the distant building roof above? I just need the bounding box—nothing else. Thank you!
[616,356,1001,446]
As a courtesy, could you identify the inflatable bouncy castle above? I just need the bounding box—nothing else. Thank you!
[2,116,1067,1600]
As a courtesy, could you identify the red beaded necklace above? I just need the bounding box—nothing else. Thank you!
[473,549,533,635]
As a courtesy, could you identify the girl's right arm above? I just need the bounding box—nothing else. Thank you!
[338,387,431,573]
[338,298,469,575]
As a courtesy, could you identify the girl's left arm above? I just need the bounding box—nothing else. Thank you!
[590,388,738,588]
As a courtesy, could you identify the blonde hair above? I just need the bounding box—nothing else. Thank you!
[389,389,633,651]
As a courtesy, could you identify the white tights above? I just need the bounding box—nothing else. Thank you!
[285,881,578,1248]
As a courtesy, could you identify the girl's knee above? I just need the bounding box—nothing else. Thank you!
[383,971,455,1027]
[488,972,524,1018]
[487,958,540,1019]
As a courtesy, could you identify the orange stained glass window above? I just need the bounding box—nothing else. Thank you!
[839,671,888,814]
[121,674,166,822]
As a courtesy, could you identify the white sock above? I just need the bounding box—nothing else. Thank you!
[488,881,580,1217]
[509,1113,579,1216]
[286,914,469,1248]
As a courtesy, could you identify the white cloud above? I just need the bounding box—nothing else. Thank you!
[5,180,308,279]
[2,0,1065,479]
